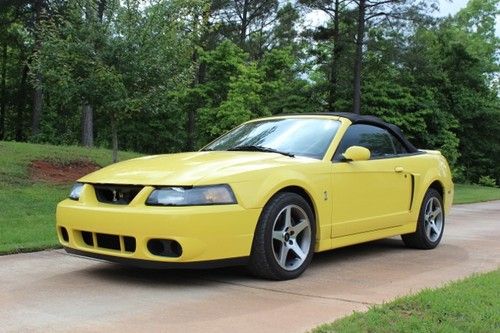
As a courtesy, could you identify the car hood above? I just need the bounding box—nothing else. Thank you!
[79,151,304,185]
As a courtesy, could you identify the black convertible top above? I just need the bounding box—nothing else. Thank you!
[283,112,419,153]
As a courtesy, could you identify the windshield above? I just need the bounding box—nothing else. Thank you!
[203,118,340,159]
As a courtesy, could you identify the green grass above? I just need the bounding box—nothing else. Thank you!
[0,184,68,253]
[0,141,141,254]
[0,140,140,186]
[312,269,500,333]
[453,183,500,204]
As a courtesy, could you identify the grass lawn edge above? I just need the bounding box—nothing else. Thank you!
[310,268,500,333]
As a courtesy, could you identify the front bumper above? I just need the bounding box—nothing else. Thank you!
[64,247,249,269]
[56,185,261,265]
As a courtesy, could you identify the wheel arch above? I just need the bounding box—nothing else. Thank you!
[415,153,453,214]
[258,185,324,245]
[275,185,317,223]
[428,180,444,200]
[415,179,445,213]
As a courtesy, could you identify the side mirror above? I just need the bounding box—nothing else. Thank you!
[342,146,371,162]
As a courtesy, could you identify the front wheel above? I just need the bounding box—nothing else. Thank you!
[248,192,315,280]
[402,188,444,249]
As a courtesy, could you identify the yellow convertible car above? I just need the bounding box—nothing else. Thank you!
[56,113,453,280]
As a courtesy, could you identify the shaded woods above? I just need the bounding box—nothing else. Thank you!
[0,0,498,182]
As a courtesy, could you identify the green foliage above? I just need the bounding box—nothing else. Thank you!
[0,0,498,183]
[478,175,497,187]
[261,48,318,114]
[30,0,195,152]
[199,60,269,140]
[351,0,499,179]
[216,63,269,128]
[195,40,251,144]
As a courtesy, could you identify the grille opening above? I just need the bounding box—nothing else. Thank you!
[79,231,136,253]
[82,231,94,246]
[93,185,143,205]
[60,227,69,242]
[147,239,182,258]
[96,233,120,251]
[123,236,136,252]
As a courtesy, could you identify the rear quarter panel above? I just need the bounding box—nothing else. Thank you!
[401,151,454,217]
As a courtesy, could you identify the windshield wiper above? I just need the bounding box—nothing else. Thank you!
[228,145,295,158]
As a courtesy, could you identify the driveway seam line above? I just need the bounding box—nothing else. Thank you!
[201,278,375,305]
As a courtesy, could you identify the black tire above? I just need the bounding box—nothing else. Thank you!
[402,188,445,249]
[247,192,316,280]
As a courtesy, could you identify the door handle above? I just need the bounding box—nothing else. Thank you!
[395,166,404,173]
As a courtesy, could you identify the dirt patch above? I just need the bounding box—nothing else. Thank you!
[29,159,100,184]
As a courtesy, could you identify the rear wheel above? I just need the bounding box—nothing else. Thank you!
[402,188,444,249]
[248,192,315,280]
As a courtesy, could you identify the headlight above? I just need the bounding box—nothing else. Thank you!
[69,182,84,200]
[146,185,237,206]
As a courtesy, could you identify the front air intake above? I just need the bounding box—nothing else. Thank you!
[147,239,182,258]
[59,227,69,242]
[78,230,136,253]
[93,184,143,205]
[96,233,120,251]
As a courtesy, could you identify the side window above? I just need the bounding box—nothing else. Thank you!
[333,124,397,161]
[390,134,408,154]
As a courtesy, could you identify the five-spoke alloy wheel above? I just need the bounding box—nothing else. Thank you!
[248,192,315,280]
[402,188,445,249]
[423,196,443,242]
[272,204,312,271]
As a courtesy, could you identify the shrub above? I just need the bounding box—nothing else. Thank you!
[477,175,497,188]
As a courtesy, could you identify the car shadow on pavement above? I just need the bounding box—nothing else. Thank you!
[79,237,410,285]
[312,237,406,265]
[82,264,250,286]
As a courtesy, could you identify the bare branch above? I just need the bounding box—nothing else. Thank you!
[233,0,243,21]
[365,0,399,9]
[366,11,389,20]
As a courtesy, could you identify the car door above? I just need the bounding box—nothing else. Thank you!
[330,124,412,238]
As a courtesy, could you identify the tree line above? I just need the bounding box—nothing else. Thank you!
[0,0,498,184]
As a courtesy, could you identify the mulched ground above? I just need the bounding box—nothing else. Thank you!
[29,159,100,184]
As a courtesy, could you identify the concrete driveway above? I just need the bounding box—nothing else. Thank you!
[1,201,499,333]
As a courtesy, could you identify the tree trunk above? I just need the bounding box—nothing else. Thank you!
[352,0,366,115]
[81,102,94,147]
[79,0,105,148]
[111,115,118,163]
[31,0,44,137]
[239,0,249,47]
[186,6,210,151]
[327,0,341,111]
[186,107,195,151]
[0,43,7,140]
[15,63,28,141]
[97,0,107,22]
[186,56,207,151]
[186,49,198,151]
[31,73,43,136]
